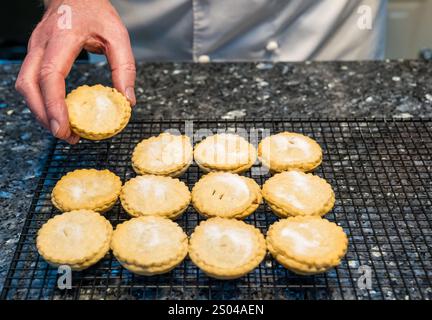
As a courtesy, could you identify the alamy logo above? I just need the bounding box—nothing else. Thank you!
[57,265,72,290]
[57,4,72,30]
[357,265,372,290]
[357,5,372,30]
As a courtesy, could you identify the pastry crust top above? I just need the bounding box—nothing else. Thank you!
[111,216,188,268]
[189,218,266,277]
[132,133,193,175]
[192,172,262,218]
[194,133,257,171]
[51,169,122,212]
[267,216,348,269]
[262,170,334,217]
[66,84,131,140]
[258,132,322,172]
[120,175,191,218]
[36,210,113,265]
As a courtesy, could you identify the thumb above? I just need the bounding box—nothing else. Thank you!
[105,31,136,106]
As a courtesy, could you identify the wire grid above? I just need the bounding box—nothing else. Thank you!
[1,119,432,300]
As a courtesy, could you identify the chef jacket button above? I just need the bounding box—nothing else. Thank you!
[198,55,210,63]
[266,40,278,52]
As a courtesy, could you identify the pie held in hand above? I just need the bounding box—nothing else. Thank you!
[66,84,131,140]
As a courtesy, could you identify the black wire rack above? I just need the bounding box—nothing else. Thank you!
[2,119,432,300]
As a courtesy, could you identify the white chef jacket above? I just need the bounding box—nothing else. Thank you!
[110,0,387,61]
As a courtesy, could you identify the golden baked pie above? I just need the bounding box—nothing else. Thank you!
[132,132,193,177]
[120,175,190,219]
[258,132,322,172]
[194,133,257,173]
[36,210,113,270]
[262,170,334,218]
[111,216,188,275]
[266,216,348,275]
[189,218,266,279]
[66,84,131,140]
[51,169,122,213]
[191,172,262,219]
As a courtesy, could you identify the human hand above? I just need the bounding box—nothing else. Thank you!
[15,0,136,143]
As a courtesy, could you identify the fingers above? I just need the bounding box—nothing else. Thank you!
[66,133,80,145]
[39,33,83,140]
[15,47,49,129]
[105,28,136,106]
[17,34,80,145]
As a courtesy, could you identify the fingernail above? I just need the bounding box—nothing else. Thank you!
[50,119,60,137]
[66,135,80,145]
[125,87,136,106]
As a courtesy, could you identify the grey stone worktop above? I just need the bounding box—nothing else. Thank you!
[0,60,431,291]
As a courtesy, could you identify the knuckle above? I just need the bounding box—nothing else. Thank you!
[118,26,130,38]
[27,37,36,51]
[122,62,136,74]
[39,63,58,81]
[28,24,45,50]
[107,25,131,45]
[34,21,44,33]
[15,76,31,94]
[112,62,136,75]
[44,98,60,112]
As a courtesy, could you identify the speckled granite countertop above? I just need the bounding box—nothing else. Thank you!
[0,60,431,292]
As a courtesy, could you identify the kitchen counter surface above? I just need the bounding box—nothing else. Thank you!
[1,60,432,291]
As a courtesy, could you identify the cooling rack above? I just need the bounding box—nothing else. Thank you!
[1,119,431,300]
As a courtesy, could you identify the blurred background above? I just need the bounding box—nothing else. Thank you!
[1,0,431,62]
[386,0,432,59]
